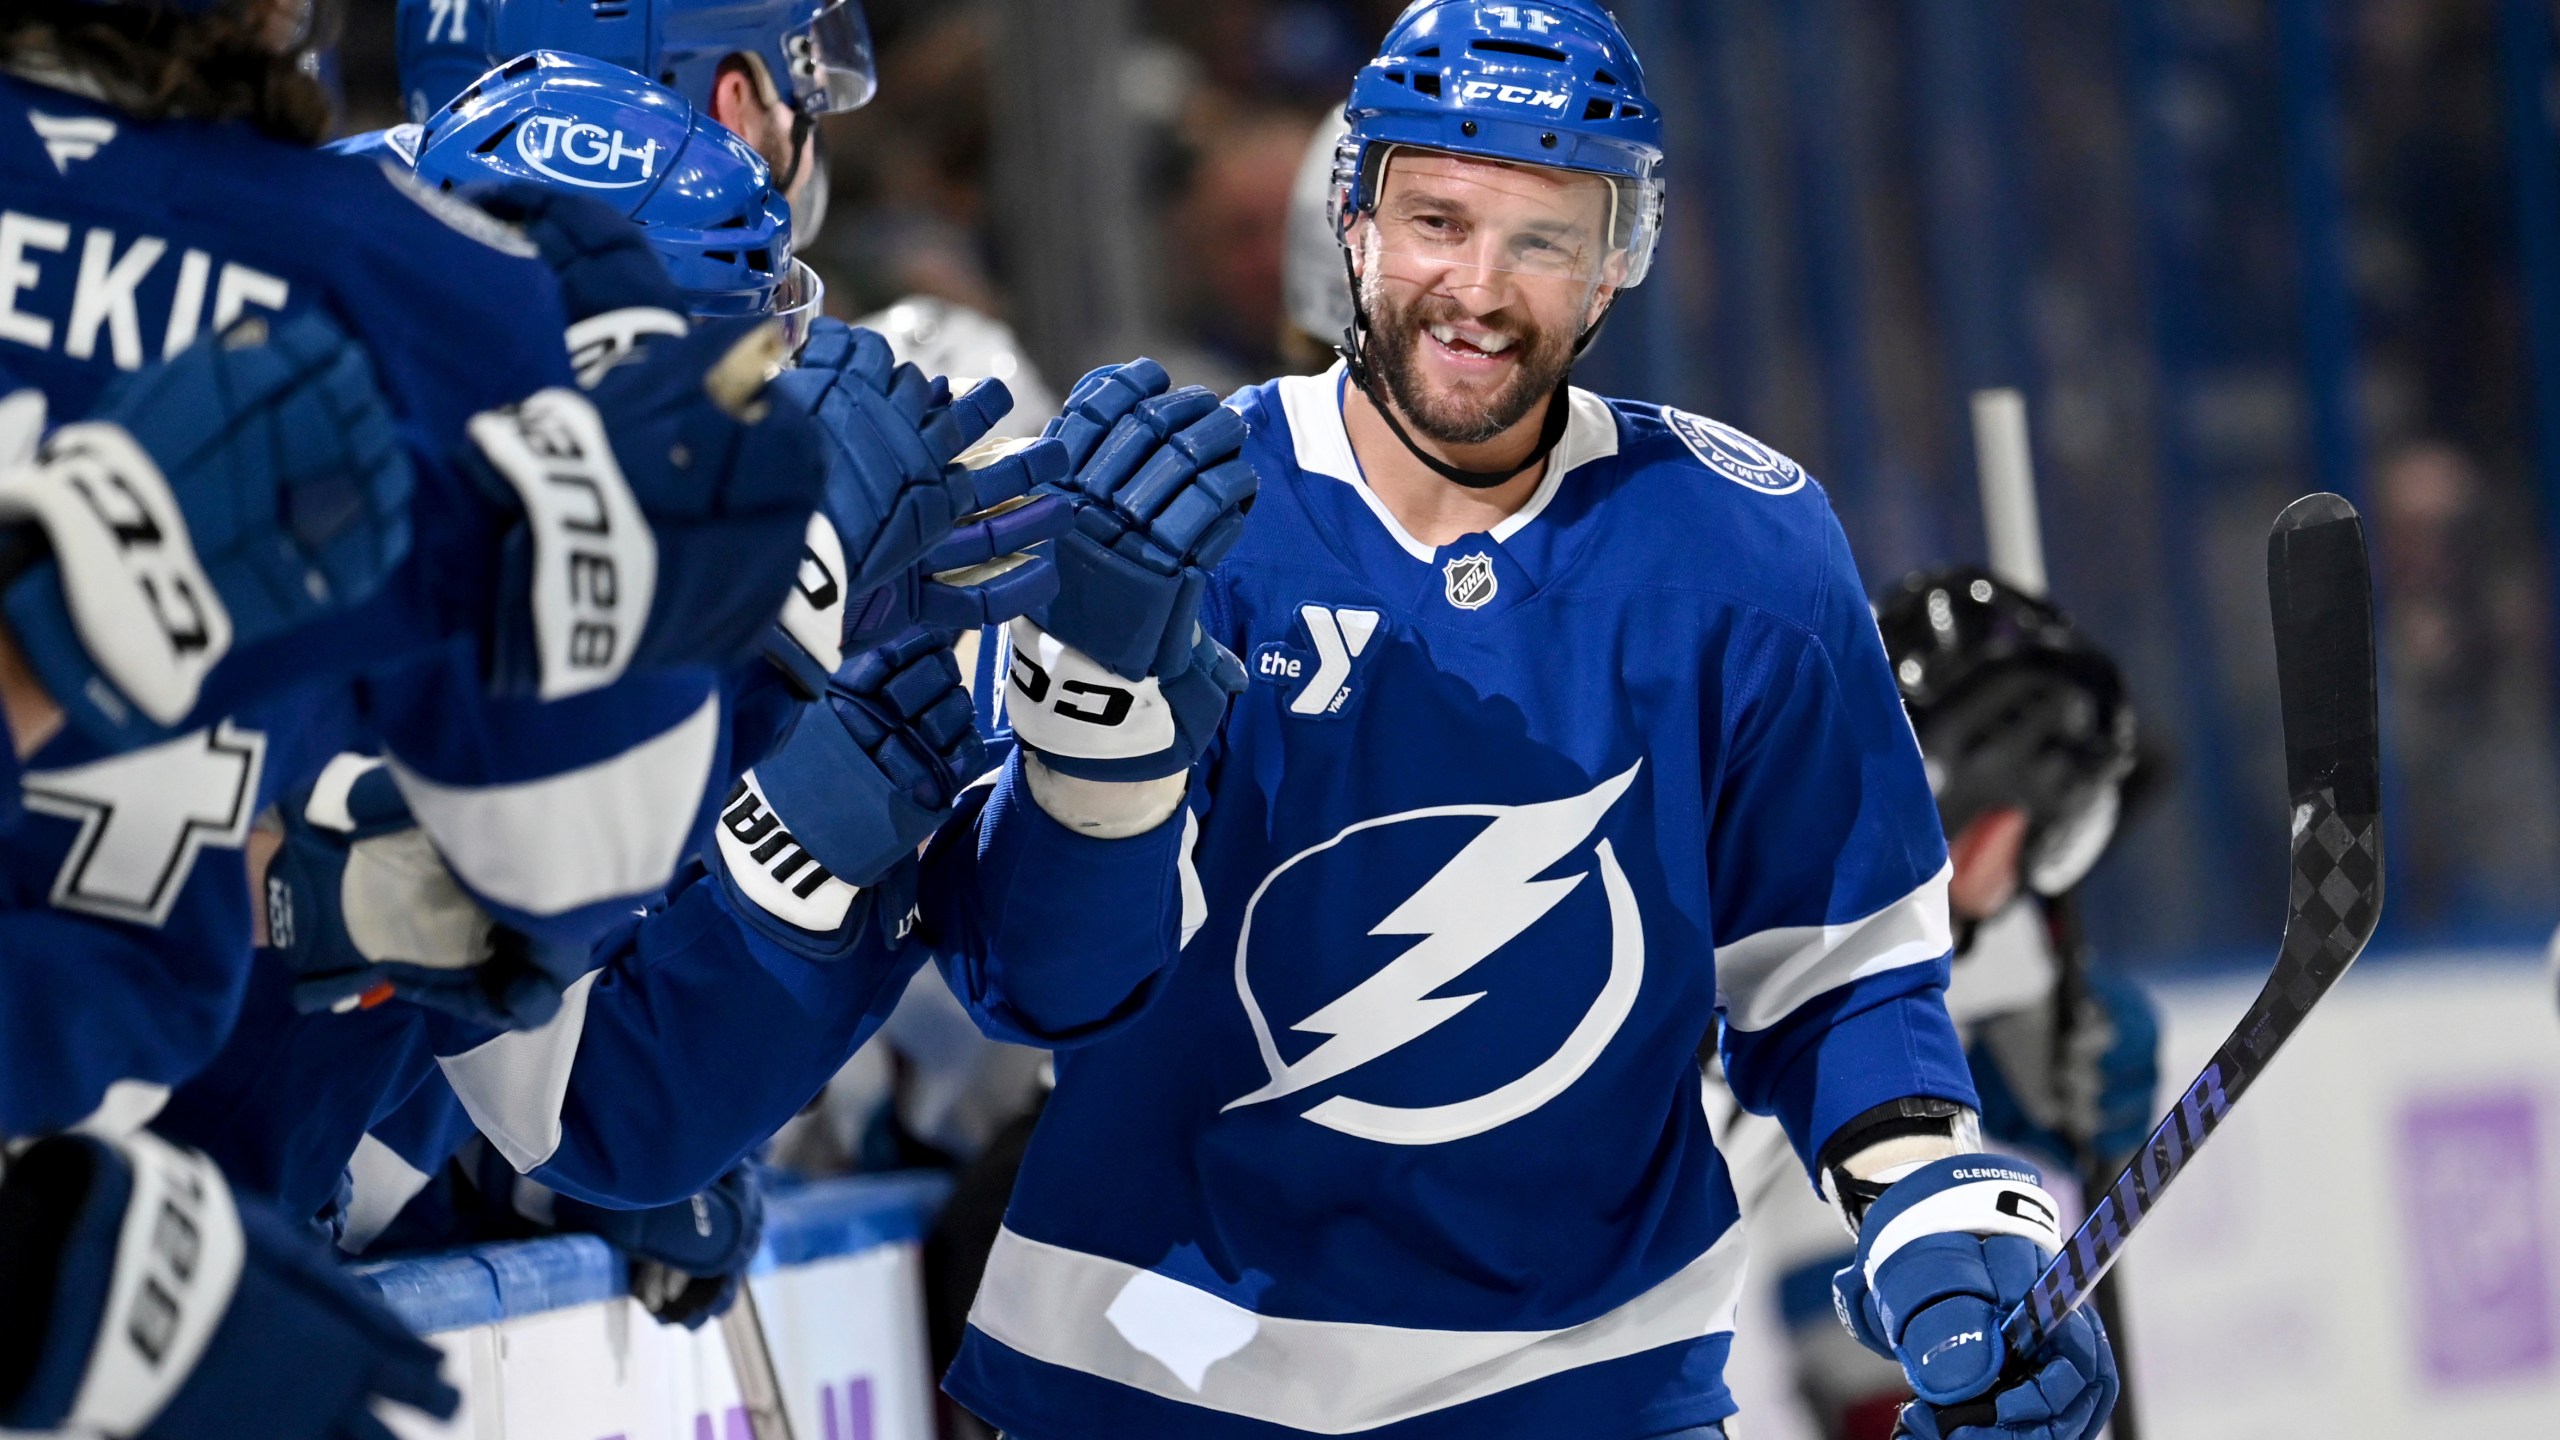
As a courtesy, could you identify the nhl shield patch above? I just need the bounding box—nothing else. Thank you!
[1664,408,1808,496]
[1443,552,1498,610]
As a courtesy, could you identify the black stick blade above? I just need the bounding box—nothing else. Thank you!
[2268,493,2380,817]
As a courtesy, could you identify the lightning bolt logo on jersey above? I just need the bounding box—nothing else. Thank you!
[947,361,1975,1440]
[1225,762,1643,1145]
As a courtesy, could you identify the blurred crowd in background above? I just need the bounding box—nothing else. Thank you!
[334,0,2560,966]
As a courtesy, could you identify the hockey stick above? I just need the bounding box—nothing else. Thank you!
[1922,491,2383,1434]
[720,1280,801,1440]
[1969,389,2147,1440]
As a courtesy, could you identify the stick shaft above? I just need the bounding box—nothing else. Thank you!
[720,1281,799,1440]
[1971,388,2048,595]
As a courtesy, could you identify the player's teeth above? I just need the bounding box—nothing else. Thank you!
[1430,325,1514,355]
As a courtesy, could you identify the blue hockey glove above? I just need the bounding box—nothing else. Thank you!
[1972,971,2162,1168]
[0,310,414,749]
[1032,361,1259,681]
[1831,1155,2116,1440]
[1004,616,1242,783]
[265,754,595,1030]
[0,1130,458,1440]
[464,184,692,387]
[713,630,983,958]
[455,314,824,700]
[472,1148,764,1331]
[767,427,1072,697]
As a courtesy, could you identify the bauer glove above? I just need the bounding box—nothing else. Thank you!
[0,1130,459,1440]
[451,314,825,701]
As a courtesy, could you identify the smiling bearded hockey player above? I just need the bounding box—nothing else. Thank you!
[912,5,2121,1439]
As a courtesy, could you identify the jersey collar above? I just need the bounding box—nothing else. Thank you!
[1276,360,1619,564]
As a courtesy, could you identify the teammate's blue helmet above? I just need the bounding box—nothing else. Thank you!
[398,0,875,125]
[1331,0,1666,288]
[414,51,797,322]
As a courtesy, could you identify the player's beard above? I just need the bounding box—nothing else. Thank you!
[1365,288,1578,448]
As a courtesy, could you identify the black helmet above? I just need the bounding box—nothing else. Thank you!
[1876,567,2139,896]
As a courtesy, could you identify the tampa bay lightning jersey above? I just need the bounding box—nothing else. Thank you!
[0,71,725,1136]
[941,365,1976,1439]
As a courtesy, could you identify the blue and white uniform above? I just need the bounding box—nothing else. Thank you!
[933,366,1976,1439]
[0,69,725,1135]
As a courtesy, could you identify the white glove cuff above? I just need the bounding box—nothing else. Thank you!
[0,423,230,725]
[467,389,660,701]
[69,1131,247,1437]
[1022,752,1187,838]
[1003,618,1178,771]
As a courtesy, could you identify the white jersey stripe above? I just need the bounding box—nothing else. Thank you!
[965,1223,1745,1435]
[437,968,599,1173]
[391,692,720,917]
[1715,862,1955,1033]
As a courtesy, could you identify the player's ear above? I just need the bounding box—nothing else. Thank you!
[708,62,763,137]
[1946,805,2030,921]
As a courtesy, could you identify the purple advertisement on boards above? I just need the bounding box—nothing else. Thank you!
[2398,1088,2557,1388]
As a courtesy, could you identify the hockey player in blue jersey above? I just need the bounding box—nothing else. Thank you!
[1719,568,2159,1440]
[920,5,2119,1438]
[0,2,861,1435]
[396,0,872,242]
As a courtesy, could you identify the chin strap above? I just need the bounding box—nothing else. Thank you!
[1336,249,1617,492]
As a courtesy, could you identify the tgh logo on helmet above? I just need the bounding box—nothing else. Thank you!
[515,113,661,190]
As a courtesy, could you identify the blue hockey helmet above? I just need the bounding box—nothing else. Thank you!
[414,51,799,324]
[1331,0,1666,288]
[399,0,875,123]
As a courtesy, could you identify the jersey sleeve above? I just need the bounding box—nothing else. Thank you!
[1711,511,1976,1176]
[916,751,1196,1049]
[0,908,245,1138]
[429,858,925,1208]
[361,655,730,949]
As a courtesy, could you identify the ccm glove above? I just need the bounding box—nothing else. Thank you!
[467,1146,763,1331]
[266,754,594,1030]
[713,630,983,959]
[454,315,824,700]
[1831,1154,2117,1440]
[0,310,414,749]
[0,1130,458,1440]
[1032,361,1259,681]
[1004,617,1242,784]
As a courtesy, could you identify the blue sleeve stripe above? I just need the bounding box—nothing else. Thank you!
[1715,862,1953,1032]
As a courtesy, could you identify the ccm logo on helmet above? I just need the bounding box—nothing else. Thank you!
[1457,80,1571,112]
[514,114,661,191]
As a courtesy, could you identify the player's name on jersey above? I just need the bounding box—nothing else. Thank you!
[0,210,291,370]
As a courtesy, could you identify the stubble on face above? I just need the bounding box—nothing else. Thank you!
[1363,281,1580,446]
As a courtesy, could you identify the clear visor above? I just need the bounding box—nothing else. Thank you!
[785,0,879,115]
[770,259,827,361]
[1347,145,1640,292]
